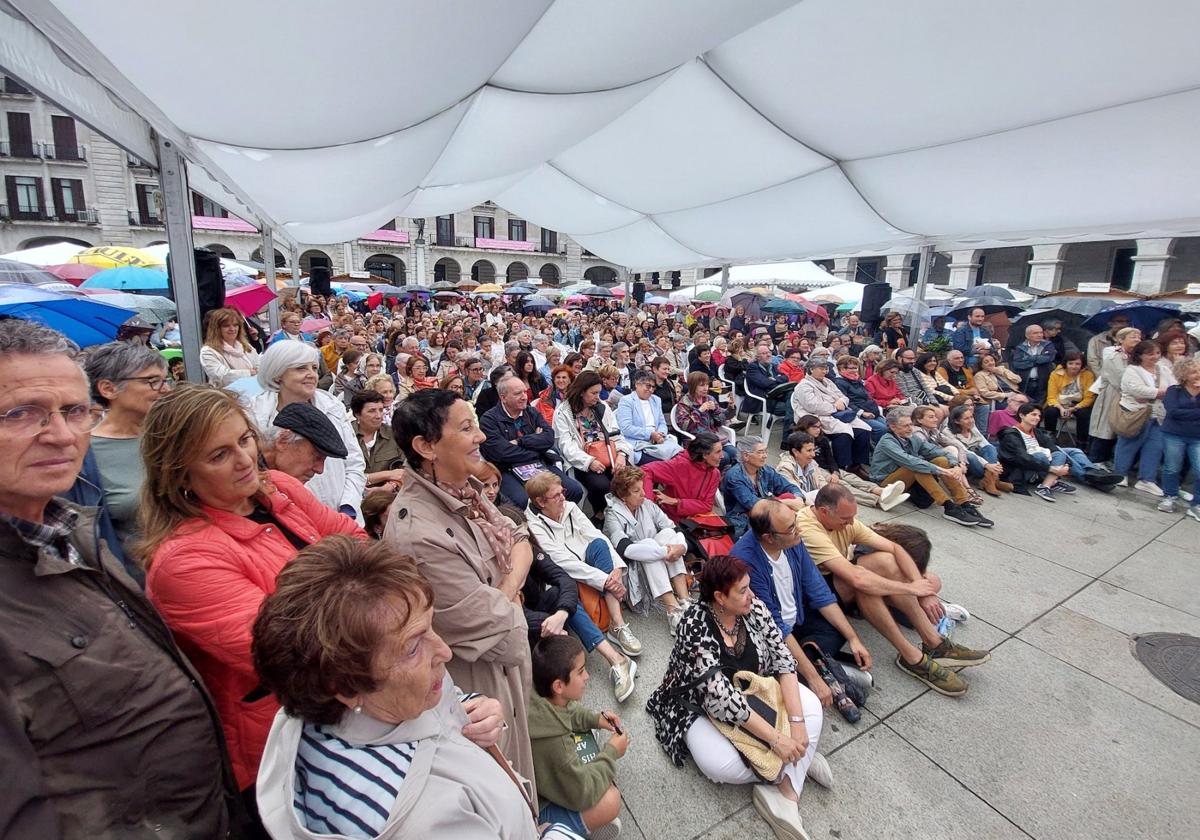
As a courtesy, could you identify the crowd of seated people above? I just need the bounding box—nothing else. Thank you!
[9,293,1197,840]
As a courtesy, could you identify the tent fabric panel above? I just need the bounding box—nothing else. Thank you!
[493,164,643,236]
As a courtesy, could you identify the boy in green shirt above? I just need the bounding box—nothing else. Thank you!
[528,635,627,839]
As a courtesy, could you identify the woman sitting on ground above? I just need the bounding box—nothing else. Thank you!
[789,413,892,510]
[996,403,1076,502]
[910,405,980,506]
[646,555,828,840]
[945,403,1012,496]
[252,536,583,840]
[603,466,693,634]
[720,436,805,540]
[673,371,738,465]
[777,431,909,511]
[639,432,725,524]
[137,386,365,824]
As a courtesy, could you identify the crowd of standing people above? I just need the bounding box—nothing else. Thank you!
[2,287,1197,840]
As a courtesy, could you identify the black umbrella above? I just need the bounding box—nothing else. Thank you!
[1007,307,1095,352]
[579,285,614,298]
[504,285,537,297]
[1027,297,1110,317]
[959,284,1017,300]
[947,296,1025,318]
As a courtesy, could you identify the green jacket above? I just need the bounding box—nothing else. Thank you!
[527,694,618,812]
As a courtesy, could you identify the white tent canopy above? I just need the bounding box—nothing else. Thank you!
[722,261,840,288]
[4,1,1200,271]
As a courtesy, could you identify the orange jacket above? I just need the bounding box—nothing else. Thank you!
[145,470,366,789]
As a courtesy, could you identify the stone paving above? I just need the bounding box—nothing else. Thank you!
[580,446,1200,840]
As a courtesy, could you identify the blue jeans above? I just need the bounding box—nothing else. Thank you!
[965,443,999,478]
[1030,450,1069,480]
[566,606,605,652]
[1114,419,1164,482]
[539,802,588,836]
[864,417,887,443]
[1161,433,1200,499]
[1059,446,1098,480]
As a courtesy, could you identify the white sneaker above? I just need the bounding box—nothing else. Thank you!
[1157,498,1177,514]
[1134,480,1164,497]
[1117,476,1129,487]
[606,623,643,657]
[590,817,621,840]
[942,601,970,622]
[878,481,910,512]
[1179,490,1194,503]
[610,658,637,703]
[752,784,811,840]
[806,752,834,789]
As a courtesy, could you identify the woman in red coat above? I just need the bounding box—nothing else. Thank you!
[865,358,909,410]
[135,385,365,824]
[639,431,725,522]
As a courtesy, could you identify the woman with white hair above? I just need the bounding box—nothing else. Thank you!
[720,436,805,540]
[791,356,873,474]
[247,341,367,521]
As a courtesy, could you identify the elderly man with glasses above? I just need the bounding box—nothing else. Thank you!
[0,318,235,838]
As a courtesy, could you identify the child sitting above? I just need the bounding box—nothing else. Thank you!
[529,636,627,840]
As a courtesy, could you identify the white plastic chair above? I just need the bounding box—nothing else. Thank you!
[670,401,737,446]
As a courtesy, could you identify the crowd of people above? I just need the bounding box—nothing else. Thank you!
[2,288,1197,840]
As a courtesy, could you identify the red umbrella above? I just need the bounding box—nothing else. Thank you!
[45,263,100,285]
[225,284,277,317]
[367,291,384,309]
[692,303,718,316]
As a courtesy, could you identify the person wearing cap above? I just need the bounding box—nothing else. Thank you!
[260,401,347,485]
[248,341,368,521]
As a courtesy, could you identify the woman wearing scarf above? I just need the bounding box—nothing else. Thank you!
[199,307,260,386]
[386,388,538,789]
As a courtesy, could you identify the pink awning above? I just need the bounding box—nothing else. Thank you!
[361,228,410,244]
[192,215,258,233]
[476,237,534,252]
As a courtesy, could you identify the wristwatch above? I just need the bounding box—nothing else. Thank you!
[788,715,804,724]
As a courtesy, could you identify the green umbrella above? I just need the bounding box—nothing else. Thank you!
[695,290,721,301]
[836,301,858,313]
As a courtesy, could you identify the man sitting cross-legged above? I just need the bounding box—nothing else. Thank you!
[795,484,989,696]
[731,499,874,712]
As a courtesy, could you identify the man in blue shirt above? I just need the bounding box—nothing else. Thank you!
[950,307,998,367]
[731,499,871,709]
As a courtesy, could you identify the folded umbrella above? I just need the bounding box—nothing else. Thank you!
[0,283,139,347]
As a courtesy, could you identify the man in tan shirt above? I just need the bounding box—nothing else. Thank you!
[796,484,989,696]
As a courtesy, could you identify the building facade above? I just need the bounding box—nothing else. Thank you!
[0,76,624,288]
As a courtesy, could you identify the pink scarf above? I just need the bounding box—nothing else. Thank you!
[430,473,516,573]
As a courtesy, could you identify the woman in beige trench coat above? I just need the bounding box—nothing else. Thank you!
[384,389,537,791]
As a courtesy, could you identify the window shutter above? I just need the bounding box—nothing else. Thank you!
[4,176,17,214]
[33,177,45,218]
[70,179,84,217]
[6,112,33,156]
[50,177,65,219]
[137,184,151,222]
[51,115,78,159]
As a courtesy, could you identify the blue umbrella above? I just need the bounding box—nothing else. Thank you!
[760,298,805,315]
[0,283,138,347]
[1081,301,1182,334]
[82,265,170,291]
[522,295,553,311]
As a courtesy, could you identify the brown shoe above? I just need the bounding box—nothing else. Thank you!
[996,480,1014,492]
[980,472,1002,497]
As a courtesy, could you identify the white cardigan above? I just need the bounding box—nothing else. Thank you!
[551,400,633,472]
[791,374,871,436]
[199,343,259,387]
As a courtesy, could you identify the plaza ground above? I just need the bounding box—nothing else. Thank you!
[582,430,1200,840]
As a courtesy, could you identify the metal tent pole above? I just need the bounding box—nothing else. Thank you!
[262,228,279,331]
[156,135,203,383]
[719,263,731,295]
[908,244,933,347]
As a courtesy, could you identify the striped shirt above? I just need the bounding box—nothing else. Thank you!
[293,691,481,838]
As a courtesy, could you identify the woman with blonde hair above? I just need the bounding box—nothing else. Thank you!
[199,306,260,385]
[136,384,364,831]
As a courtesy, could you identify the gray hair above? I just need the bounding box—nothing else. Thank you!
[82,342,167,406]
[805,356,831,373]
[503,339,520,355]
[1024,323,1044,339]
[499,375,526,397]
[256,340,320,391]
[631,369,655,388]
[259,424,305,451]
[885,406,914,427]
[0,317,78,357]
[613,341,629,354]
[735,435,764,458]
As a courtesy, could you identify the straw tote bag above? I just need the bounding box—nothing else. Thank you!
[707,670,791,783]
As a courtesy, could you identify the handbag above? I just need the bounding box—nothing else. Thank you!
[706,670,791,783]
[1110,401,1151,438]
[584,438,617,471]
[576,582,612,632]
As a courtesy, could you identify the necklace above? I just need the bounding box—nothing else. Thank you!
[715,606,739,637]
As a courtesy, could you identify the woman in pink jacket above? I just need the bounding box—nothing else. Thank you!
[135,385,365,827]
[640,431,725,522]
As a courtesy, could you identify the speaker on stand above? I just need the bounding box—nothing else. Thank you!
[632,280,647,305]
[859,282,893,332]
[309,265,332,298]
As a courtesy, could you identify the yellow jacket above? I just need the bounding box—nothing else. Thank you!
[1046,366,1096,409]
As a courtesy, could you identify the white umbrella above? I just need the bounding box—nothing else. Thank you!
[1,242,87,266]
[143,243,260,278]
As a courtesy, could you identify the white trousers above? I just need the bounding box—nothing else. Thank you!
[684,682,823,794]
[641,531,688,598]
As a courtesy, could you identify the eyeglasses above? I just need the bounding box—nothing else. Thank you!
[118,375,170,391]
[769,521,800,539]
[0,404,107,436]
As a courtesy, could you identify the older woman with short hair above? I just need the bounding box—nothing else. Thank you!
[200,307,260,386]
[248,341,367,520]
[647,554,825,840]
[136,385,365,825]
[792,356,872,475]
[1158,357,1200,518]
[1114,339,1174,494]
[720,436,805,539]
[387,388,538,786]
[253,535,568,840]
[72,342,169,566]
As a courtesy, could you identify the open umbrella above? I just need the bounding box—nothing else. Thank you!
[475,293,500,301]
[1027,296,1111,317]
[522,296,553,311]
[0,283,138,347]
[473,283,504,294]
[432,281,459,291]
[45,263,100,284]
[401,284,432,295]
[645,295,671,305]
[301,317,332,333]
[69,245,164,269]
[1081,301,1182,334]
[946,296,1025,318]
[0,258,63,285]
[82,266,170,291]
[505,285,537,297]
[610,287,625,298]
[760,298,805,315]
[1,242,86,266]
[779,294,831,320]
[548,307,570,317]
[79,290,176,323]
[565,295,589,306]
[579,285,613,298]
[224,273,258,290]
[225,284,277,317]
[882,296,933,321]
[959,284,1018,300]
[433,290,463,300]
[695,290,722,302]
[692,303,718,316]
[1007,308,1095,352]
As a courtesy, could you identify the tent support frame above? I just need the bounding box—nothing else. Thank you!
[262,228,279,331]
[157,134,203,383]
[908,244,934,347]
